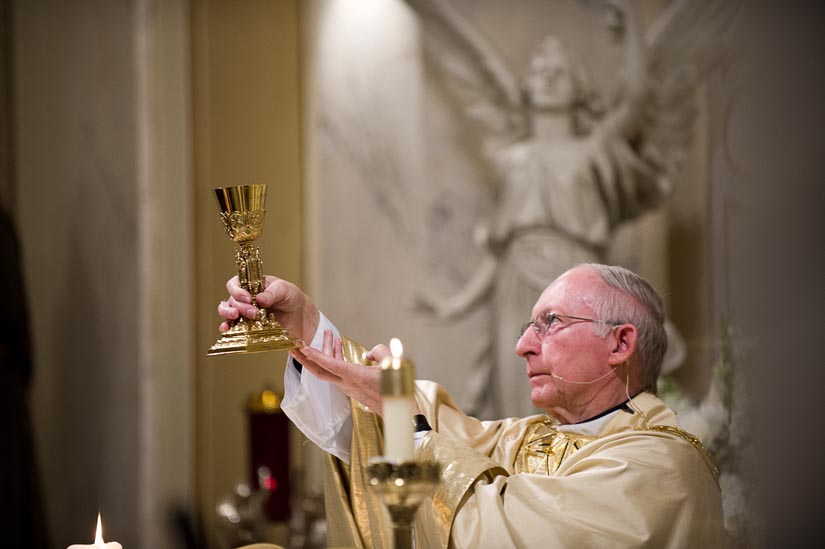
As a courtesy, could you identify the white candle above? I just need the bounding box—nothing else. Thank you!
[68,512,122,549]
[383,396,415,460]
[381,338,416,461]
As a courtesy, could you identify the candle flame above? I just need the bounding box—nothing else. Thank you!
[390,338,403,358]
[95,512,105,544]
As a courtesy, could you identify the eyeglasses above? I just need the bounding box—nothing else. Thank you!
[519,312,620,339]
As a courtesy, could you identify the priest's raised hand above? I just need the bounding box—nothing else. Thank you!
[217,275,320,344]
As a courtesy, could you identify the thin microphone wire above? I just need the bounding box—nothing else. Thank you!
[551,365,618,384]
[623,363,646,422]
[552,361,647,420]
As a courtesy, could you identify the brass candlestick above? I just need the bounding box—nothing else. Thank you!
[207,184,302,356]
[367,459,440,549]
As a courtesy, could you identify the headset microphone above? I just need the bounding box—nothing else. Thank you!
[550,365,619,385]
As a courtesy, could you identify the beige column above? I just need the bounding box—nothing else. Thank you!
[191,0,303,545]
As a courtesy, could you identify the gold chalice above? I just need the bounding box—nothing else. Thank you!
[207,184,302,356]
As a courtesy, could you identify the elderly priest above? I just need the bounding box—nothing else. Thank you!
[218,264,725,548]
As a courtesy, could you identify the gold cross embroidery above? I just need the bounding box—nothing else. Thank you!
[514,422,597,475]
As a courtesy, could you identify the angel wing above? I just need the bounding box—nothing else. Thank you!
[638,0,742,184]
[581,0,741,221]
[402,0,529,154]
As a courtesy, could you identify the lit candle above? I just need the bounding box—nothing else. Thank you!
[67,512,122,549]
[380,338,416,461]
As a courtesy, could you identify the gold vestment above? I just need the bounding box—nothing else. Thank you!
[324,338,726,548]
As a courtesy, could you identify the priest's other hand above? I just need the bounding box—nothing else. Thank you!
[218,275,320,343]
[291,329,384,413]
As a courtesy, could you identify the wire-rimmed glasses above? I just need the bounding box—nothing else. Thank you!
[519,312,621,339]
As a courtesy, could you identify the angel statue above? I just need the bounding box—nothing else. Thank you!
[408,0,736,418]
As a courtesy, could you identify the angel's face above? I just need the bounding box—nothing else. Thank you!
[523,42,577,111]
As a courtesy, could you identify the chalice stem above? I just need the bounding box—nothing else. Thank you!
[236,241,264,296]
[392,525,413,549]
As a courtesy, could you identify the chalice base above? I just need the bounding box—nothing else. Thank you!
[208,313,303,356]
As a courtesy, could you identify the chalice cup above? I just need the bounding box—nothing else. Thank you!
[207,184,302,356]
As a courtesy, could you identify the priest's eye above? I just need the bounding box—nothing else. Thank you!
[544,313,562,327]
[519,312,568,339]
[533,312,561,334]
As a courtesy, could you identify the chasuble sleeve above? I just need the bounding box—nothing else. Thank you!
[413,379,543,465]
[413,432,509,549]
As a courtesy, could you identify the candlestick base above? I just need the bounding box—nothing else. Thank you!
[208,308,303,356]
[367,459,440,549]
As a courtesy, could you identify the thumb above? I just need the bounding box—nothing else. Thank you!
[255,278,290,309]
[365,344,391,363]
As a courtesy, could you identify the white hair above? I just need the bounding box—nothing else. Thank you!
[582,263,668,393]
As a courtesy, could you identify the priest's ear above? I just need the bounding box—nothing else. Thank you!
[607,323,637,366]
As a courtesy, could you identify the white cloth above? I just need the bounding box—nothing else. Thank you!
[558,409,621,436]
[281,312,353,463]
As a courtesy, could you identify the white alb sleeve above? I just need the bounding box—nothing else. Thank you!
[281,312,353,463]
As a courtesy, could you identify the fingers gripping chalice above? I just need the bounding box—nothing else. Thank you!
[207,184,302,356]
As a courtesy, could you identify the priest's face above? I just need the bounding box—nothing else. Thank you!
[515,266,619,422]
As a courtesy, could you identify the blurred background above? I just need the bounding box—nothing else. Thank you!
[1,1,823,548]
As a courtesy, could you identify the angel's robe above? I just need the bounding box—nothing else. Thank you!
[283,323,726,549]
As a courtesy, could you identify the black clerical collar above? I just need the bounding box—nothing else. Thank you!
[574,399,634,425]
